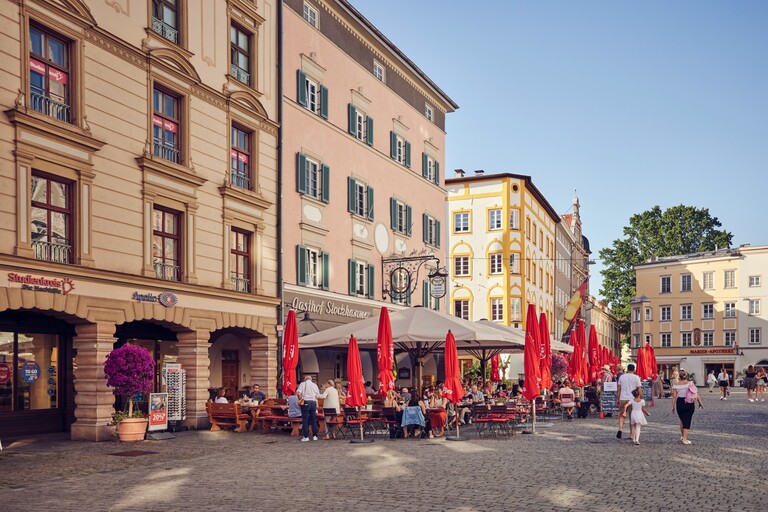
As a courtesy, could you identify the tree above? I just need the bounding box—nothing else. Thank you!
[599,205,732,339]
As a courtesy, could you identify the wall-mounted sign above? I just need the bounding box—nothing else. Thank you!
[7,273,75,295]
[0,363,10,384]
[132,291,178,308]
[21,361,41,383]
[287,294,371,321]
[690,348,736,355]
[429,276,446,299]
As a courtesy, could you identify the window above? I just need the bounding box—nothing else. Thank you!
[660,276,671,294]
[681,332,692,347]
[661,333,671,348]
[424,103,433,121]
[525,217,531,237]
[390,198,411,236]
[348,105,373,146]
[152,0,179,44]
[488,209,502,230]
[152,206,181,282]
[702,271,714,290]
[702,331,714,347]
[633,309,640,322]
[702,303,714,320]
[644,307,652,321]
[230,24,251,85]
[373,61,385,82]
[724,330,736,346]
[539,230,544,250]
[724,302,737,318]
[0,331,60,413]
[509,254,520,274]
[632,334,640,348]
[390,132,410,167]
[749,275,762,287]
[680,304,692,321]
[153,87,181,163]
[749,299,761,316]
[29,26,71,123]
[645,334,652,344]
[297,245,328,290]
[491,298,503,322]
[454,256,469,277]
[230,125,251,189]
[681,274,692,292]
[422,214,440,247]
[348,260,373,298]
[303,2,318,27]
[230,228,250,292]
[422,281,440,311]
[510,298,522,321]
[454,300,469,320]
[509,209,520,229]
[489,253,503,275]
[30,173,73,264]
[347,177,373,220]
[297,71,328,119]
[421,153,439,184]
[454,212,469,233]
[531,263,537,285]
[296,153,329,203]
[724,269,736,288]
[749,328,761,344]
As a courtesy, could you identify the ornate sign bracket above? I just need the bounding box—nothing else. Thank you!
[381,250,447,302]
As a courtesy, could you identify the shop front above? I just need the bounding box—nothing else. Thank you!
[653,347,739,386]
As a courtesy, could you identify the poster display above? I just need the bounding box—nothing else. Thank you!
[600,381,619,414]
[148,393,168,431]
[641,380,653,402]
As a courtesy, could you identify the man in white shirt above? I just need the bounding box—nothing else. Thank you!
[616,363,641,440]
[296,375,321,442]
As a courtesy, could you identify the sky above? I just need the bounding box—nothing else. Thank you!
[348,0,768,298]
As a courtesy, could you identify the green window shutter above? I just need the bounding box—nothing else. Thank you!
[321,164,330,203]
[435,220,441,248]
[367,186,374,221]
[347,177,356,213]
[405,205,412,237]
[296,153,307,194]
[404,141,411,168]
[297,70,307,107]
[434,161,440,185]
[390,131,397,160]
[321,252,330,291]
[366,117,374,146]
[422,281,428,307]
[422,152,428,179]
[320,85,329,120]
[348,259,356,296]
[296,245,307,286]
[348,104,357,137]
[389,197,396,230]
[367,264,375,299]
[422,213,428,243]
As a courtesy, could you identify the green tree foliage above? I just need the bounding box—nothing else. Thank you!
[599,205,732,339]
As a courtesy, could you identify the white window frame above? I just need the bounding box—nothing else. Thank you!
[393,199,407,234]
[354,181,368,217]
[724,269,736,289]
[680,304,692,321]
[303,2,318,28]
[749,275,761,287]
[702,331,714,347]
[490,297,504,322]
[644,307,652,321]
[749,328,761,344]
[660,305,671,322]
[661,332,671,347]
[645,334,652,344]
[489,253,502,275]
[724,301,737,318]
[305,157,322,199]
[305,246,320,288]
[424,103,433,121]
[354,260,367,297]
[425,155,435,182]
[394,134,405,165]
[373,60,385,82]
[509,208,520,230]
[355,110,366,142]
[454,212,469,233]
[632,334,640,348]
[681,331,692,347]
[509,254,520,274]
[454,256,470,277]
[660,275,671,294]
[488,209,502,230]
[681,273,692,292]
[749,299,761,316]
[454,299,469,320]
[702,303,714,319]
[724,330,736,346]
[633,309,640,322]
[702,271,714,290]
[510,297,522,322]
[305,76,319,114]
[425,214,438,247]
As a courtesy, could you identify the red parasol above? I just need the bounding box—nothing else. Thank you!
[522,304,541,401]
[345,336,367,407]
[567,322,580,385]
[579,321,589,386]
[636,346,648,380]
[539,312,552,390]
[281,310,299,396]
[646,342,658,380]
[442,331,464,404]
[588,324,600,383]
[376,307,395,397]
[490,354,502,383]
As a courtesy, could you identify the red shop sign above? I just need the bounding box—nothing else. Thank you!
[230,150,248,163]
[0,363,10,384]
[29,59,68,84]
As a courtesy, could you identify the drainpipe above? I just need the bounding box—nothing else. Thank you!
[276,0,284,398]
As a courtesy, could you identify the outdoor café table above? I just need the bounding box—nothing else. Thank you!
[236,401,261,432]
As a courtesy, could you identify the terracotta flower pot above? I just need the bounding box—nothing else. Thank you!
[116,417,148,442]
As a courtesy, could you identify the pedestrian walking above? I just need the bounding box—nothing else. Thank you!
[671,369,703,445]
[744,365,758,402]
[616,362,641,440]
[296,375,321,442]
[706,370,717,393]
[670,367,680,387]
[755,367,766,402]
[653,372,664,399]
[717,367,729,400]
[621,388,650,445]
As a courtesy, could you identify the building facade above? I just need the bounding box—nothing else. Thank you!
[554,194,590,342]
[280,0,456,388]
[0,0,279,440]
[631,246,768,385]
[586,295,621,355]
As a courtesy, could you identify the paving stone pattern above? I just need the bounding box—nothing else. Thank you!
[1,390,766,512]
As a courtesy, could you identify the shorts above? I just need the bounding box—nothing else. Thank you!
[718,380,728,387]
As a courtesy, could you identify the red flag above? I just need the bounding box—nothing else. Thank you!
[523,304,541,401]
[442,331,464,404]
[281,310,299,396]
[562,279,588,337]
[490,354,501,383]
[376,307,395,397]
[539,312,552,390]
[346,336,367,407]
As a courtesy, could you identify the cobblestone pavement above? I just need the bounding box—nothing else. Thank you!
[1,390,766,512]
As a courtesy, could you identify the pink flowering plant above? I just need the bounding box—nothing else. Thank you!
[104,344,155,424]
[551,353,569,383]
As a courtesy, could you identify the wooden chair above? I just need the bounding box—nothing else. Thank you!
[323,408,342,439]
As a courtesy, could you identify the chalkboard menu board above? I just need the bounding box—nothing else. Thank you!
[601,382,618,413]
[642,380,653,402]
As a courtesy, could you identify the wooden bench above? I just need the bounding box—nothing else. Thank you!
[206,402,250,433]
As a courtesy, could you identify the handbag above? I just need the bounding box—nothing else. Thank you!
[298,398,305,406]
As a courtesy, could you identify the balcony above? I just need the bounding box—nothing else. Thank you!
[154,261,181,282]
[230,170,251,190]
[231,274,250,293]
[152,17,179,44]
[230,64,250,86]
[153,141,180,164]
[32,239,71,264]
[30,91,71,123]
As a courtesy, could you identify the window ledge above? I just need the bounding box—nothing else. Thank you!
[136,155,206,189]
[225,75,263,97]
[144,28,193,59]
[5,107,105,155]
[220,183,272,211]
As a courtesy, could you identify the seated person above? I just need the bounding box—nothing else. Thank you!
[249,384,267,402]
[470,385,485,403]
[400,395,432,439]
[400,387,412,402]
[383,390,401,410]
[428,390,448,437]
[364,381,376,395]
[214,387,229,403]
[556,380,576,419]
[286,393,302,418]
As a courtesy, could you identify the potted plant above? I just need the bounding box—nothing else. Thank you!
[104,344,155,442]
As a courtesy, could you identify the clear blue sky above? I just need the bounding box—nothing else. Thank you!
[349,0,768,298]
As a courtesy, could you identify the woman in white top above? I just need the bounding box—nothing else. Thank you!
[318,379,340,440]
[717,368,729,400]
[671,369,703,445]
[214,387,228,403]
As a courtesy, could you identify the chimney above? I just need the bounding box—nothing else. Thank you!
[474,169,484,175]
[454,168,465,177]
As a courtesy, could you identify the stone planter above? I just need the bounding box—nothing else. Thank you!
[116,417,148,442]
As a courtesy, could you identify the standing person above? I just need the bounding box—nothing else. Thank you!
[744,365,758,402]
[706,370,718,393]
[670,367,680,387]
[296,375,320,442]
[671,369,703,444]
[318,379,340,440]
[717,367,729,400]
[622,388,650,445]
[755,367,767,402]
[653,371,664,399]
[616,363,642,440]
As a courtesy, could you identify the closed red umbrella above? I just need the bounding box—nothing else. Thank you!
[646,342,658,380]
[281,309,299,396]
[346,336,367,408]
[636,346,648,380]
[580,321,589,386]
[539,312,552,390]
[490,354,501,383]
[588,324,600,383]
[567,323,580,385]
[376,307,395,397]
[442,331,464,404]
[523,304,541,401]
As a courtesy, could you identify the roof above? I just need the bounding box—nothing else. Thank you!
[445,172,560,223]
[635,247,741,268]
[562,213,573,227]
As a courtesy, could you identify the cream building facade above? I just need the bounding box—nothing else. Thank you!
[0,0,279,440]
[586,295,621,355]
